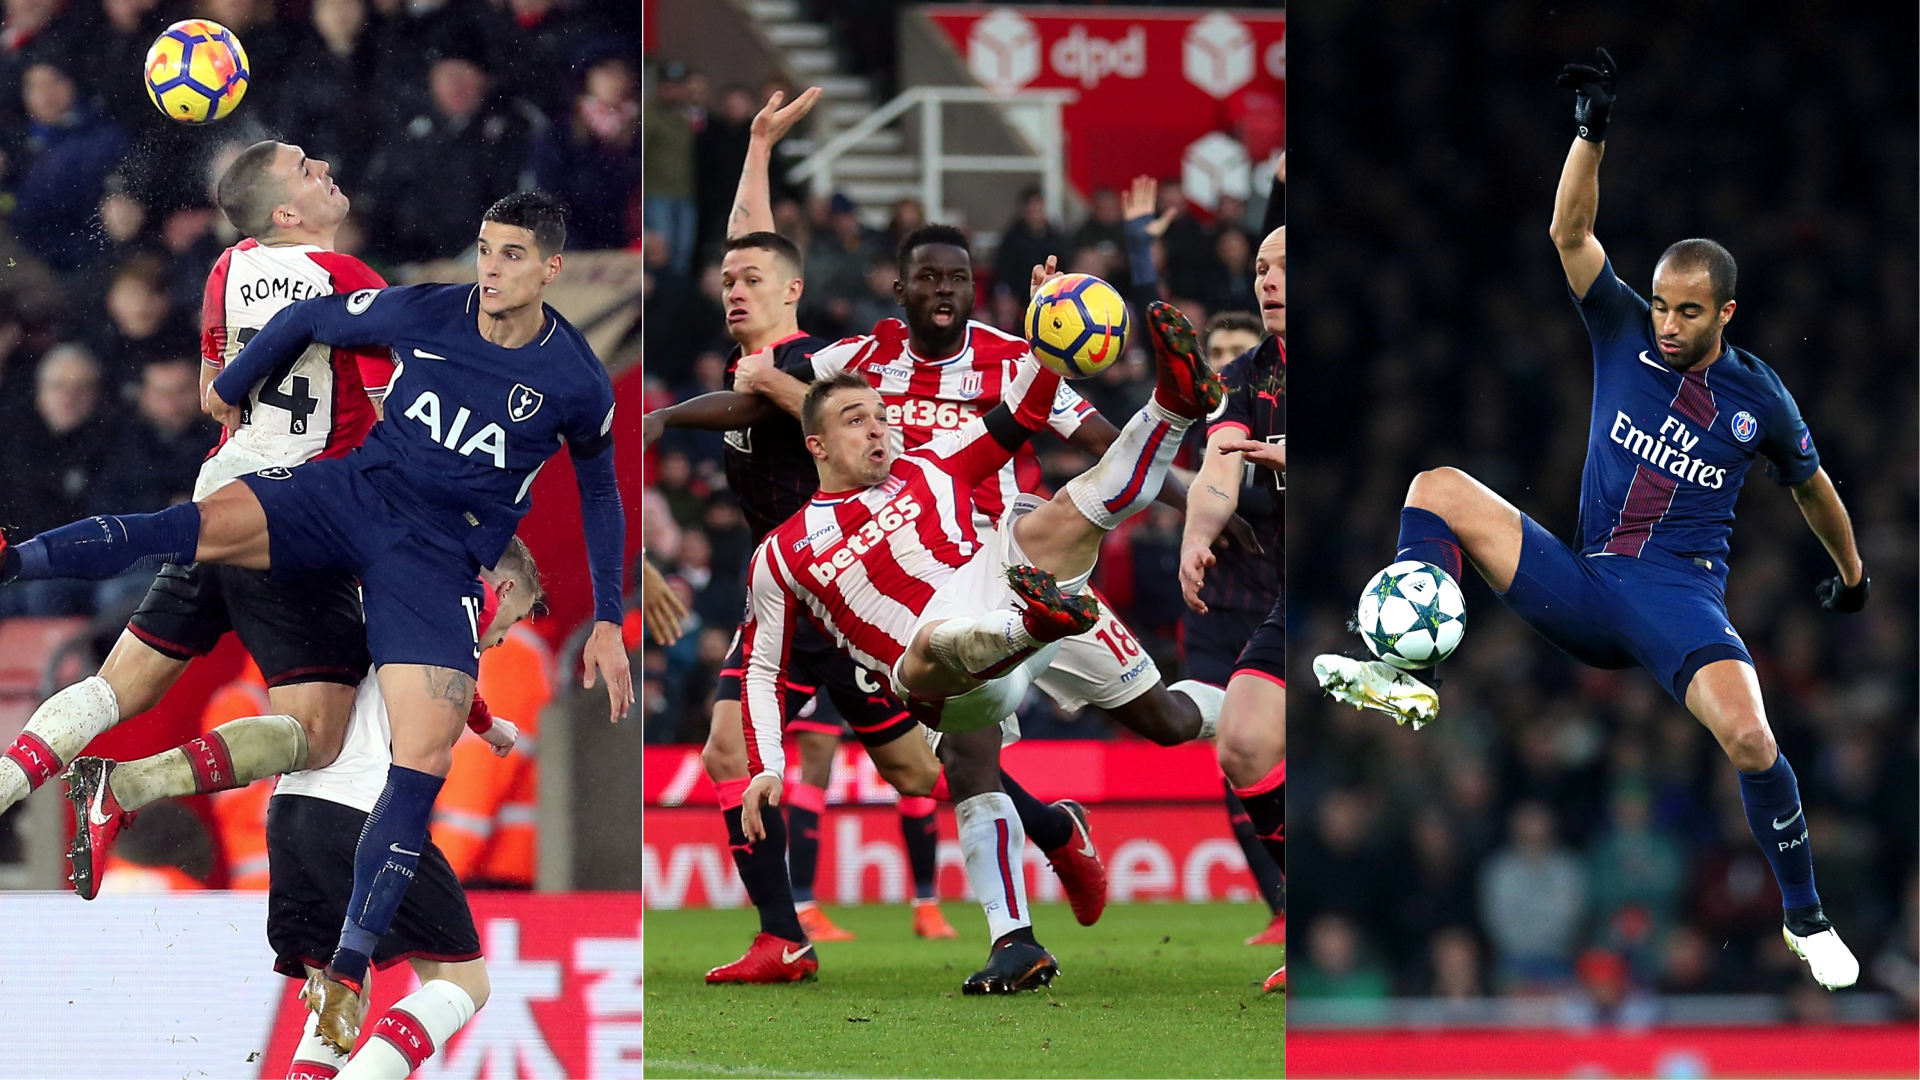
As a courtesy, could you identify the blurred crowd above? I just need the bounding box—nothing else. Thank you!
[1290,0,1917,1013]
[641,56,1280,744]
[0,0,640,619]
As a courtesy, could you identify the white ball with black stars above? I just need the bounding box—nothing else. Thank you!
[1355,560,1466,670]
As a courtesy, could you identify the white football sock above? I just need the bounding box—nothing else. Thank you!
[110,714,306,812]
[1063,399,1192,530]
[0,675,119,811]
[927,611,1037,679]
[954,792,1031,942]
[338,979,477,1079]
[1168,679,1227,741]
[286,1010,349,1079]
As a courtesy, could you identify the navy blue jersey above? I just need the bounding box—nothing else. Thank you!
[213,283,619,586]
[1573,261,1818,579]
[1205,334,1285,607]
[722,333,830,546]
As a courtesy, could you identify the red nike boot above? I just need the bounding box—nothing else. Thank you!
[1263,966,1286,994]
[705,933,819,984]
[1006,565,1100,644]
[64,756,133,901]
[1044,799,1108,926]
[1247,911,1286,946]
[1145,301,1226,420]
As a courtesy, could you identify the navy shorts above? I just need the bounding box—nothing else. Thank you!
[1233,599,1285,686]
[241,459,485,676]
[1182,607,1269,686]
[716,620,917,749]
[1501,515,1750,702]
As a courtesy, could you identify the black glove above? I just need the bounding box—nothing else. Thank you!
[1816,574,1870,613]
[1556,47,1618,143]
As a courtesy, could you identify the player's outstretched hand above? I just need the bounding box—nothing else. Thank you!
[1124,175,1179,238]
[741,774,783,842]
[1219,438,1285,473]
[1030,255,1062,300]
[641,410,664,451]
[733,347,775,395]
[1816,574,1870,613]
[582,620,635,722]
[1179,542,1215,614]
[641,557,689,645]
[752,86,823,148]
[204,380,241,431]
[480,717,518,758]
[1556,47,1618,142]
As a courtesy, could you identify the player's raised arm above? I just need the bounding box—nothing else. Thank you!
[1549,49,1617,299]
[641,391,777,449]
[726,87,823,241]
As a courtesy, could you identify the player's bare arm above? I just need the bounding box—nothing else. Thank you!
[726,86,823,240]
[1549,49,1617,297]
[642,392,777,450]
[1179,426,1249,613]
[1218,437,1284,473]
[1790,468,1869,601]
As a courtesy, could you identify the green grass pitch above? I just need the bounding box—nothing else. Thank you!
[646,901,1283,1078]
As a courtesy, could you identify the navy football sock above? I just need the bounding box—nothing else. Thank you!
[1397,506,1463,585]
[331,765,443,985]
[900,806,940,901]
[723,805,806,941]
[1738,752,1820,910]
[1226,782,1286,915]
[5,504,201,584]
[1001,770,1072,853]
[786,803,821,904]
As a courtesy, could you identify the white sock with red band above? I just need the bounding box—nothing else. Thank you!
[0,676,118,811]
[1063,399,1192,531]
[954,792,1031,942]
[337,979,476,1079]
[286,1011,348,1079]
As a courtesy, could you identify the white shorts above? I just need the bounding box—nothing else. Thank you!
[894,496,1160,732]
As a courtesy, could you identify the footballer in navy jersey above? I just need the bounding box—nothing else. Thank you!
[1316,52,1867,990]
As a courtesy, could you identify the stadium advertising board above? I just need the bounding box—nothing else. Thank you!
[926,6,1284,205]
[0,893,642,1078]
[645,803,1259,909]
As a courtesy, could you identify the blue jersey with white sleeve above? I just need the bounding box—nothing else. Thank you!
[213,283,625,622]
[1572,260,1818,581]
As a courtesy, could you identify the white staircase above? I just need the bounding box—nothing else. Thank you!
[737,0,915,225]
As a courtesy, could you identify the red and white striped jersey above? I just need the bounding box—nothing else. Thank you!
[738,356,1063,778]
[809,319,1097,526]
[199,239,392,495]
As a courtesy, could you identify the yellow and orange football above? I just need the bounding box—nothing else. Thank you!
[144,19,249,124]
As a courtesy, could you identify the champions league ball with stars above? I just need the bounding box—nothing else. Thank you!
[1355,560,1466,670]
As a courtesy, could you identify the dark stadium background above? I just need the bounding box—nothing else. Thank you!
[1288,0,1917,1054]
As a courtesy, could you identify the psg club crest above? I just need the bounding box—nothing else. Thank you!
[958,371,983,399]
[1730,410,1758,443]
[508,383,544,423]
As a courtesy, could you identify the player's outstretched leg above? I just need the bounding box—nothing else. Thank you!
[64,714,309,899]
[1689,660,1857,989]
[1228,782,1288,945]
[700,699,818,983]
[956,787,1056,994]
[1317,471,1511,728]
[0,676,122,815]
[786,744,854,941]
[0,481,271,587]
